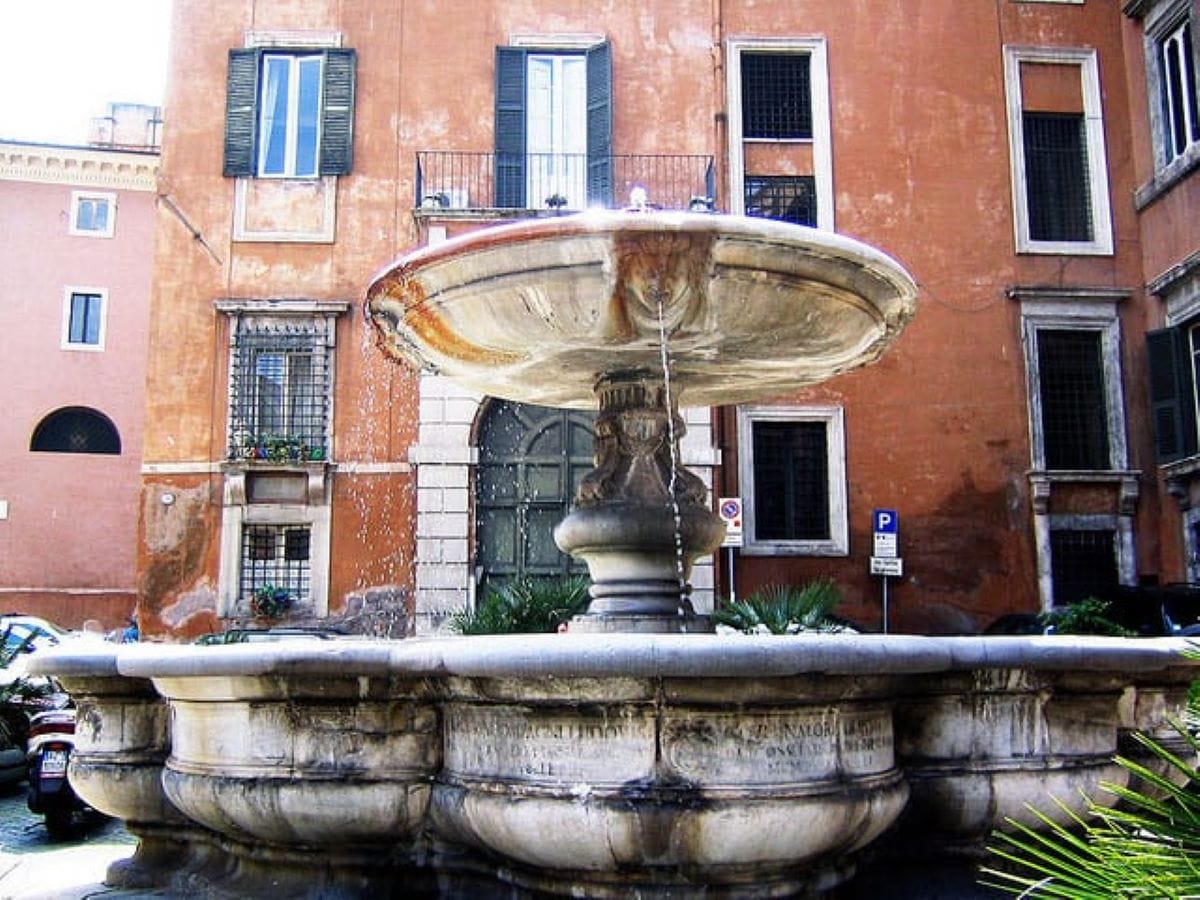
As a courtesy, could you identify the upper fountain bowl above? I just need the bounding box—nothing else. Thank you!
[366,211,918,408]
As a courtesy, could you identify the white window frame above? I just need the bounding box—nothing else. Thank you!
[257,52,324,179]
[736,404,848,556]
[1148,4,1200,172]
[1003,46,1113,255]
[69,191,116,237]
[61,287,108,352]
[726,37,834,231]
[1019,298,1128,472]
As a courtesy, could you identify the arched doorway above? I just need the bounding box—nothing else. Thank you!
[475,400,595,585]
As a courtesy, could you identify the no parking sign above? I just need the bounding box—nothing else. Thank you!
[719,497,743,548]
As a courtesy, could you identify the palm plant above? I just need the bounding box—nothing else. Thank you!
[1,627,55,748]
[713,580,847,634]
[981,706,1200,897]
[450,575,591,635]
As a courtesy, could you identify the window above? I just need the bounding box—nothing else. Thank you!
[1035,329,1111,469]
[737,405,847,555]
[744,175,817,227]
[1159,17,1200,164]
[62,289,106,350]
[1021,300,1126,472]
[1003,47,1113,254]
[1148,320,1200,462]
[70,191,115,237]
[741,53,812,140]
[727,39,833,230]
[223,46,356,178]
[30,407,121,455]
[240,524,312,608]
[227,318,332,460]
[1049,528,1119,607]
[494,42,611,209]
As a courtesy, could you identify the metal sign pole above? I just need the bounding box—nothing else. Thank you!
[727,547,736,603]
[882,576,889,634]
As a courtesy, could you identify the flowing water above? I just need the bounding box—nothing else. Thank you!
[652,284,690,615]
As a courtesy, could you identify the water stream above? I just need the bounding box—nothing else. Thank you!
[652,284,690,616]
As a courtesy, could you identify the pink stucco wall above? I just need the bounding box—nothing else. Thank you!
[0,160,155,626]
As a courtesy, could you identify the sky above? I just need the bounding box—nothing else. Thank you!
[0,0,171,145]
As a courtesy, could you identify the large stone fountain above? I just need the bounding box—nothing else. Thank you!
[30,212,1200,898]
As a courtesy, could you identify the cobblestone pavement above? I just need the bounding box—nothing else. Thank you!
[0,781,152,900]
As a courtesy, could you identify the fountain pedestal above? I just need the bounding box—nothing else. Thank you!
[554,371,725,632]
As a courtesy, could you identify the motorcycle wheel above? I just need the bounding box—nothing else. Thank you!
[44,809,74,840]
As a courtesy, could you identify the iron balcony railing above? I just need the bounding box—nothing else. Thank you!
[415,151,716,213]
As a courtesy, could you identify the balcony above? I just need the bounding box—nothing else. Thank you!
[415,151,716,216]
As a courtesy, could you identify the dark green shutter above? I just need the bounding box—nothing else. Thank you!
[319,48,356,176]
[586,42,612,207]
[495,47,527,208]
[1147,327,1199,463]
[224,48,261,177]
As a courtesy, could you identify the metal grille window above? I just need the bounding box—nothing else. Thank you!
[1022,112,1093,242]
[1049,529,1118,607]
[229,321,330,460]
[1160,19,1200,163]
[30,407,121,455]
[744,175,817,226]
[240,524,311,604]
[752,421,829,541]
[1036,329,1111,470]
[741,53,812,139]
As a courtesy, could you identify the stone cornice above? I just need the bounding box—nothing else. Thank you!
[0,141,159,191]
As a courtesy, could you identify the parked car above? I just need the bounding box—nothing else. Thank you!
[984,584,1200,637]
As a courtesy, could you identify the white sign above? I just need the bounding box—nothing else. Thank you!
[873,533,898,558]
[870,556,904,577]
[718,497,743,548]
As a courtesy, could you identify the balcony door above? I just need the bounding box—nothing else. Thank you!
[527,55,587,209]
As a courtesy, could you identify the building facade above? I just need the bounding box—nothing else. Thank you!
[0,139,159,628]
[136,0,1199,639]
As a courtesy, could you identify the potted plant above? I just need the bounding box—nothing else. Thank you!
[250,584,292,620]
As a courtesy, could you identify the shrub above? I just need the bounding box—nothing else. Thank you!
[1039,597,1132,637]
[713,580,848,635]
[981,695,1200,897]
[450,576,591,635]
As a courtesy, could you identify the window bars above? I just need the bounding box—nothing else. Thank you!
[229,321,330,461]
[240,524,311,608]
[752,420,830,541]
[741,53,813,140]
[1036,329,1110,470]
[1022,112,1093,242]
[744,175,817,227]
[1049,529,1118,607]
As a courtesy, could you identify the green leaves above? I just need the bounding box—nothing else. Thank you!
[982,711,1200,897]
[450,576,591,635]
[712,580,846,635]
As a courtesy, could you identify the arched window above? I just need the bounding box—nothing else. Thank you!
[30,407,121,455]
[475,400,594,584]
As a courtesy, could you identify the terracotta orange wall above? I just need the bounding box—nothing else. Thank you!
[141,0,1165,636]
[0,177,153,627]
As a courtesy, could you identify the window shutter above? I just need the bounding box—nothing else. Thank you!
[1147,326,1198,463]
[224,49,261,178]
[586,42,613,207]
[495,47,527,208]
[319,48,356,176]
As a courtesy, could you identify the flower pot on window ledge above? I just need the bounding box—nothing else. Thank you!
[249,585,293,620]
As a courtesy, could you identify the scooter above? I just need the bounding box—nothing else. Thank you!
[26,706,89,838]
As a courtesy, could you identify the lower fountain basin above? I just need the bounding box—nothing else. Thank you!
[33,634,1198,898]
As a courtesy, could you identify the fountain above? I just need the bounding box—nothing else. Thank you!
[30,211,1200,898]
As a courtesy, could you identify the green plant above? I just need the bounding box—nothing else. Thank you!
[713,580,847,635]
[250,584,293,619]
[1039,597,1133,637]
[981,695,1200,897]
[450,576,590,635]
[0,628,55,747]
